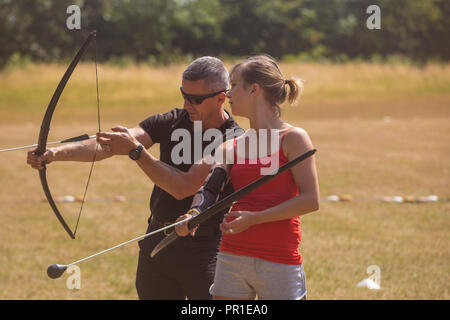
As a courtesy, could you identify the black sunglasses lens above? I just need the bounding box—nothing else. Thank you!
[191,97,204,104]
[182,94,204,105]
[180,87,226,105]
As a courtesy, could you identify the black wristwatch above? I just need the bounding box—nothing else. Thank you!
[129,144,144,160]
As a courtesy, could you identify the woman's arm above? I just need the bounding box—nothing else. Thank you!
[220,127,319,234]
[175,161,232,236]
[256,127,320,223]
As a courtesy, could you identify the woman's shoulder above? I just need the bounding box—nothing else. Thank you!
[281,125,314,159]
[281,124,309,142]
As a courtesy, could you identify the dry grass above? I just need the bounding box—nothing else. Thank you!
[0,62,448,299]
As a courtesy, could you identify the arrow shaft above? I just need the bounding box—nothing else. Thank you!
[67,217,191,267]
[0,135,95,153]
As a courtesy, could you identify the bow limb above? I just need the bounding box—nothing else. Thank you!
[36,31,97,239]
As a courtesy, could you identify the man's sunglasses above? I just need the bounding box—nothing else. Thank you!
[180,87,229,105]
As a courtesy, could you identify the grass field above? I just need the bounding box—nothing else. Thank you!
[0,62,449,299]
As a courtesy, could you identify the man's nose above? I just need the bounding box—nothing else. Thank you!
[183,99,193,110]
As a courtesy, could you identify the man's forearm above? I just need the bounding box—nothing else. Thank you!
[135,149,190,199]
[52,138,112,162]
[135,149,210,200]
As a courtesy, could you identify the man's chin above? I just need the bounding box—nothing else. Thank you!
[188,113,199,122]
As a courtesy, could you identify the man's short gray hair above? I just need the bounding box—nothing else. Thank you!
[182,56,229,91]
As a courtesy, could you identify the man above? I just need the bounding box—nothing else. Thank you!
[27,56,242,299]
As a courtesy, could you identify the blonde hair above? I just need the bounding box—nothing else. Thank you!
[230,55,303,116]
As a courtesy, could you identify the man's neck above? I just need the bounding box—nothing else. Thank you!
[203,109,229,130]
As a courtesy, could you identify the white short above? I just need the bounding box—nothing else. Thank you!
[210,251,307,300]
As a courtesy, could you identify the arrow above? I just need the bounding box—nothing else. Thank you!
[0,134,95,153]
[47,216,191,279]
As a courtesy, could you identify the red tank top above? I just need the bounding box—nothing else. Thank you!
[220,128,302,265]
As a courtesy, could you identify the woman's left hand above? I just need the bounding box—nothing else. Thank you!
[220,210,260,234]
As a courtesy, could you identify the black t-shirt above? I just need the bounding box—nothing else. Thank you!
[139,108,243,227]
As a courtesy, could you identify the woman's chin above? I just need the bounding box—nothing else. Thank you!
[229,104,240,117]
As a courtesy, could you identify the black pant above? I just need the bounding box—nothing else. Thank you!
[135,222,220,300]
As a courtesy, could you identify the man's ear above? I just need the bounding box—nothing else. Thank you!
[217,92,227,106]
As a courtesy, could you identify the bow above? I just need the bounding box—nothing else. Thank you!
[36,31,100,239]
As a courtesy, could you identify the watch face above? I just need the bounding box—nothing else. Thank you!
[129,145,143,160]
[130,150,139,160]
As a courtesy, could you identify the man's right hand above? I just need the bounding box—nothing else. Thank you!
[27,148,54,170]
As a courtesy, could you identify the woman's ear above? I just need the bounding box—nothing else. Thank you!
[250,83,259,94]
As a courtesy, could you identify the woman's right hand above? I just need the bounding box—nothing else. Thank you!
[174,213,198,237]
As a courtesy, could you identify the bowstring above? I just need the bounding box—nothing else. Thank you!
[73,31,101,237]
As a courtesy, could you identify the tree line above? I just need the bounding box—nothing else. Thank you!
[1,0,449,68]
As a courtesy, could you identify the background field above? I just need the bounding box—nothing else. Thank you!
[0,62,448,299]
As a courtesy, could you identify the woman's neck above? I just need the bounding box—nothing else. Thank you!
[248,102,284,131]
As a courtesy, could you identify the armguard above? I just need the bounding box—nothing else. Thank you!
[191,166,227,214]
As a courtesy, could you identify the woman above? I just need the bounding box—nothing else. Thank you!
[178,55,320,300]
